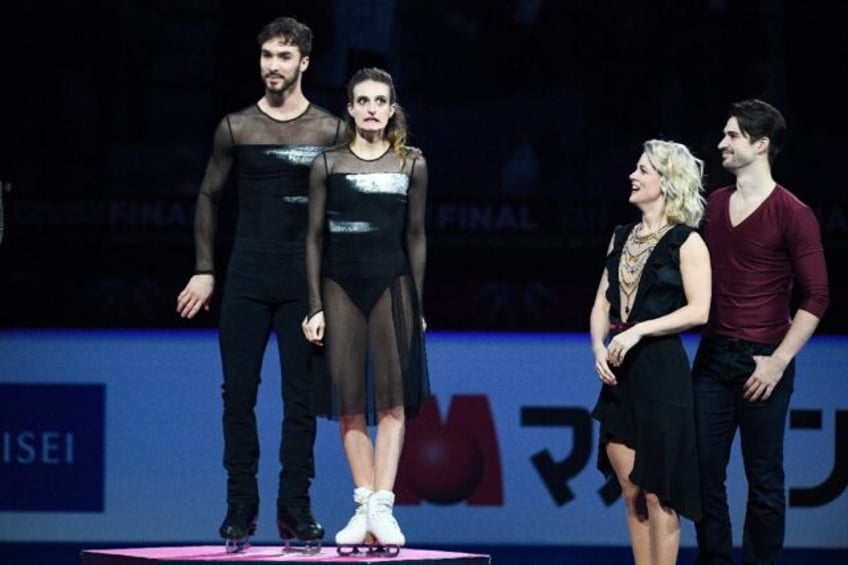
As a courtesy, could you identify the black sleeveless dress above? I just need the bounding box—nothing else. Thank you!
[592,222,702,521]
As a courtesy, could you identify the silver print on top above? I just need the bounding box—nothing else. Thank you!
[328,220,376,233]
[264,145,324,166]
[345,173,409,195]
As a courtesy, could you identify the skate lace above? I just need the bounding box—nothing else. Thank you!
[344,503,367,527]
[372,500,398,526]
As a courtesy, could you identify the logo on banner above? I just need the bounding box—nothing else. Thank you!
[0,383,105,512]
[788,409,848,507]
[396,394,503,506]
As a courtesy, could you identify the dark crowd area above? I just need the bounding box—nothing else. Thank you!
[0,0,845,332]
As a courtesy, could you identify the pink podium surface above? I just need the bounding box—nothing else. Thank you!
[81,546,491,564]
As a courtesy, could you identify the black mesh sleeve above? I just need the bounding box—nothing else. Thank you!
[305,151,329,315]
[193,116,235,274]
[406,154,428,309]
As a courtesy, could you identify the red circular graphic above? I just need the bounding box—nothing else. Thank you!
[404,427,484,504]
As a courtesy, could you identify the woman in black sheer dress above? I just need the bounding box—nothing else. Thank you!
[589,139,710,564]
[303,67,429,550]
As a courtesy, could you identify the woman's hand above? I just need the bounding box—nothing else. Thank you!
[593,344,617,386]
[301,310,325,346]
[606,325,643,367]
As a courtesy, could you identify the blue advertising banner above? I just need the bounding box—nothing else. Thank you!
[0,330,844,548]
[0,383,104,511]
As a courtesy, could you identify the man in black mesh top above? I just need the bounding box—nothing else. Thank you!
[176,16,346,553]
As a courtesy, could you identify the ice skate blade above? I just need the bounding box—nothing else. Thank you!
[282,539,321,555]
[337,543,401,557]
[224,537,250,554]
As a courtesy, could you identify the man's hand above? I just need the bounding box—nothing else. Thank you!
[743,354,788,402]
[176,274,214,319]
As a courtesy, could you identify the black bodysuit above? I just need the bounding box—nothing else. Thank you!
[193,103,345,508]
[305,146,430,422]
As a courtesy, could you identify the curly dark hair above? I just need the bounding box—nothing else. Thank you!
[257,17,312,57]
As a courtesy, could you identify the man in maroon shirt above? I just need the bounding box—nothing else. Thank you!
[693,99,829,565]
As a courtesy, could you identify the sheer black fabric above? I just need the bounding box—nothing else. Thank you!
[592,222,703,521]
[305,146,430,422]
[191,102,345,507]
[193,104,345,273]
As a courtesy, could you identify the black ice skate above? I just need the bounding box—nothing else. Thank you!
[277,504,324,554]
[218,503,258,554]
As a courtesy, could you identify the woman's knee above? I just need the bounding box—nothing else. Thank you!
[643,492,677,519]
[644,492,663,508]
[340,413,367,434]
[616,477,640,506]
[377,405,405,424]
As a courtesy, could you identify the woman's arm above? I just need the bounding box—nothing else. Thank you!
[607,231,711,363]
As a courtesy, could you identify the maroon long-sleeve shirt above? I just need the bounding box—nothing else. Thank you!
[703,184,829,345]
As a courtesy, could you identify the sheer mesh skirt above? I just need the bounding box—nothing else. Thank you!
[315,274,430,424]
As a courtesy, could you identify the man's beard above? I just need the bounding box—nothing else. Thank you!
[265,67,301,94]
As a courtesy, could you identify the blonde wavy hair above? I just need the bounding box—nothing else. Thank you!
[643,139,705,227]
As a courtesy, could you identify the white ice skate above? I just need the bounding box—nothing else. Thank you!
[366,490,404,554]
[335,487,376,555]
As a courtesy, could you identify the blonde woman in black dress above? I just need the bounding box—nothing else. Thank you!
[590,139,710,564]
[303,67,429,552]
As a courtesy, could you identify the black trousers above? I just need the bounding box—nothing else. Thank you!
[692,335,795,565]
[219,247,318,509]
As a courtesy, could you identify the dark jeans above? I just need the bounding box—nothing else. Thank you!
[692,335,795,565]
[219,249,318,510]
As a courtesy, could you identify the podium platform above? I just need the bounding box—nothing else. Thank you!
[81,546,492,564]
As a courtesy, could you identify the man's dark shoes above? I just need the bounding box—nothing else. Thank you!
[277,504,324,553]
[219,502,258,553]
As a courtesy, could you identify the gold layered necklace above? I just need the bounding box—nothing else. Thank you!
[618,223,673,317]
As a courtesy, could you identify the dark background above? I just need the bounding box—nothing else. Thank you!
[1,0,845,333]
